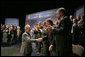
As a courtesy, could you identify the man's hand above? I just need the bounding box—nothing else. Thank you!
[52,26,54,29]
[37,38,43,42]
[49,45,53,51]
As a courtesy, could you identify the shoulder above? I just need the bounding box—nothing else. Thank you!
[42,30,48,35]
[62,16,71,22]
[63,16,68,21]
[22,32,28,36]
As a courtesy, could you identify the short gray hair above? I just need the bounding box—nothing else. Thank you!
[57,7,66,15]
[25,24,30,30]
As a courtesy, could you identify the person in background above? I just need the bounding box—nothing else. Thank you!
[76,15,80,24]
[71,19,78,44]
[1,24,3,43]
[7,25,11,44]
[37,21,43,53]
[70,15,73,22]
[2,24,8,46]
[77,16,84,47]
[13,25,17,40]
[17,26,21,38]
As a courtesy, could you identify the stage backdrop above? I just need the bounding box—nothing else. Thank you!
[25,9,57,28]
[5,18,19,26]
[75,6,84,18]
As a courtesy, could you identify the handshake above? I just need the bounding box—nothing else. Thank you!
[37,38,53,51]
[37,38,43,42]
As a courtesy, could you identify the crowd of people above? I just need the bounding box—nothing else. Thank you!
[20,7,84,56]
[70,15,84,46]
[1,24,21,46]
[1,7,84,56]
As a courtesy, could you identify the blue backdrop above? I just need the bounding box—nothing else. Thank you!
[25,9,57,28]
[5,18,19,26]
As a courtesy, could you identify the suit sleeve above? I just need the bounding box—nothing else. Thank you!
[54,19,67,34]
[51,30,56,46]
[30,39,38,42]
[42,30,48,41]
[24,33,38,42]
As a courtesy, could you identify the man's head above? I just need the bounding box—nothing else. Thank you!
[70,15,73,20]
[56,7,66,19]
[46,19,53,31]
[1,24,2,27]
[73,19,76,24]
[14,26,17,29]
[46,19,53,26]
[43,21,47,27]
[25,24,31,32]
[38,21,43,26]
[80,16,84,20]
[76,15,80,20]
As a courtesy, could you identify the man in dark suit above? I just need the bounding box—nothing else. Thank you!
[20,24,42,56]
[14,25,17,40]
[41,19,56,56]
[49,8,72,56]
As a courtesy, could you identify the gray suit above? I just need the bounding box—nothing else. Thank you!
[20,32,38,56]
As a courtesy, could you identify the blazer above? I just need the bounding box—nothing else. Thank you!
[20,32,38,56]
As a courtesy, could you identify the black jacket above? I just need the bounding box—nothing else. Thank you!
[52,16,72,56]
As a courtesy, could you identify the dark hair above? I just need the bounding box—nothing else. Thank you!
[46,19,53,26]
[40,26,43,29]
[57,7,66,16]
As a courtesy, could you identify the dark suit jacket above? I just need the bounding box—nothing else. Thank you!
[52,16,72,56]
[42,28,55,56]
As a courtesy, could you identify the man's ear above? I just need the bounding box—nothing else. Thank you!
[59,12,62,16]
